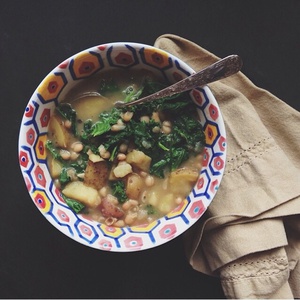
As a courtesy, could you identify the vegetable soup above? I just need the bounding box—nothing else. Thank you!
[46,69,205,227]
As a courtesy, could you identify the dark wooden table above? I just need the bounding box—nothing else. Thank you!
[1,0,299,298]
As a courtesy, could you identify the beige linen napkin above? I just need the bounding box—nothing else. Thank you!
[154,34,300,299]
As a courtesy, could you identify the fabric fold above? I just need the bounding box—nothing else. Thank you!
[219,247,293,299]
[154,34,300,299]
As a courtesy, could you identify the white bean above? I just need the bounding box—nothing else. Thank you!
[64,120,72,129]
[98,145,110,159]
[111,124,126,131]
[119,143,128,153]
[71,141,83,153]
[60,149,71,160]
[175,197,183,205]
[122,199,138,210]
[117,119,124,126]
[117,153,126,161]
[162,120,172,134]
[121,111,133,122]
[101,151,111,159]
[145,175,154,187]
[140,115,150,123]
[151,112,160,122]
[70,151,79,160]
[152,126,160,133]
[139,171,147,178]
[124,212,137,225]
[98,145,106,156]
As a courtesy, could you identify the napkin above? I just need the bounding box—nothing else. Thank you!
[154,34,300,299]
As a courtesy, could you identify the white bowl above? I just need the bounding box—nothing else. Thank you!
[18,42,226,251]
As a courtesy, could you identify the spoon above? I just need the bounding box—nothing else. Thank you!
[114,54,242,108]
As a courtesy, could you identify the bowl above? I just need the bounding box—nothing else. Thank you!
[18,42,226,252]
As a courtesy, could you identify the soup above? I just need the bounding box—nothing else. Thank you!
[46,69,205,227]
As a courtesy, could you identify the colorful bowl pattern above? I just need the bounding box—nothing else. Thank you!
[18,42,226,252]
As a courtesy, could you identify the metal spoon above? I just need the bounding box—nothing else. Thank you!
[114,54,242,108]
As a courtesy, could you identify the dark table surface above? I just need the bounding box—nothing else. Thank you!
[1,0,299,298]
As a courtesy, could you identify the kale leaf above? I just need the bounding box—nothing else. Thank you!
[99,78,119,94]
[56,103,77,136]
[45,140,62,160]
[88,107,122,137]
[59,168,71,185]
[122,85,144,103]
[145,204,156,215]
[61,194,85,213]
[111,180,128,203]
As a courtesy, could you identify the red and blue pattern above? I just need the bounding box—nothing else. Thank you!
[18,42,226,252]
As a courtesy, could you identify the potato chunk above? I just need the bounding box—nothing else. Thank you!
[168,167,199,195]
[48,157,62,178]
[126,173,144,199]
[84,160,109,190]
[113,162,132,178]
[62,181,101,208]
[126,149,151,172]
[48,115,70,148]
[158,193,174,214]
[100,195,124,218]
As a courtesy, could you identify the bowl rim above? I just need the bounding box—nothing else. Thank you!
[18,41,226,252]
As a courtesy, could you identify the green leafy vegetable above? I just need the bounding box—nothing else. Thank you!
[111,181,128,203]
[145,204,156,215]
[89,107,122,138]
[170,147,189,171]
[59,168,71,185]
[45,140,61,160]
[150,159,168,178]
[99,78,119,94]
[69,155,88,174]
[62,194,85,213]
[47,77,206,188]
[46,139,87,181]
[56,103,77,136]
[122,85,144,103]
[90,121,111,137]
[109,145,118,162]
[78,78,205,178]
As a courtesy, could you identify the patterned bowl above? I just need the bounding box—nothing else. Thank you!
[18,42,226,252]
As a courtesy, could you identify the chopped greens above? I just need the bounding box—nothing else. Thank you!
[122,85,144,103]
[45,140,61,160]
[99,78,119,94]
[46,76,206,214]
[74,79,205,178]
[56,103,77,135]
[59,168,71,185]
[89,107,122,137]
[111,181,128,203]
[61,194,85,213]
[145,204,156,215]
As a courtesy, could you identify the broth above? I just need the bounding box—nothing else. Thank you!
[46,69,205,227]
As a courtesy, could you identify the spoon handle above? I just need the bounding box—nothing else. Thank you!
[115,54,242,108]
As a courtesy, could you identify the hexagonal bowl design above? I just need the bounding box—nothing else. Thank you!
[18,42,226,252]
